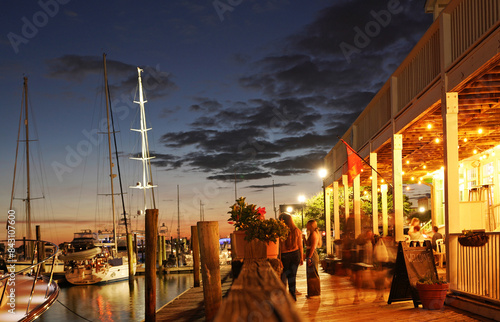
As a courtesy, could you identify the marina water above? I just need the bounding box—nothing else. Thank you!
[40,273,194,321]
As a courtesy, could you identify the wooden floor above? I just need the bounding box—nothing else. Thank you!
[293,266,493,322]
[155,265,232,321]
[155,263,493,322]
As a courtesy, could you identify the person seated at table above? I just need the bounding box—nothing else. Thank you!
[431,226,443,251]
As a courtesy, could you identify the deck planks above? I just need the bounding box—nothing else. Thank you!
[156,262,491,322]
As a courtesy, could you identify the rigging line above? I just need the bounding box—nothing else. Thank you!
[106,71,129,235]
[56,299,93,322]
[9,82,24,211]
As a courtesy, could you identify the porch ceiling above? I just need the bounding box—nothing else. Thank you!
[358,56,500,186]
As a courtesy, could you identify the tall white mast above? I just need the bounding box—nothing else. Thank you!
[130,67,156,214]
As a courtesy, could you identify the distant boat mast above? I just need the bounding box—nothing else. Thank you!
[130,67,156,214]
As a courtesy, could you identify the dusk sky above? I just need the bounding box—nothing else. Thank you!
[1,0,433,244]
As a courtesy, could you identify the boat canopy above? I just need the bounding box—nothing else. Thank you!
[59,247,102,261]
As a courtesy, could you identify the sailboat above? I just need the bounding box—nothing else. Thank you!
[1,77,60,321]
[60,54,136,285]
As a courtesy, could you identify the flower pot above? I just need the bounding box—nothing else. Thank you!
[266,240,279,259]
[232,230,247,259]
[416,283,449,310]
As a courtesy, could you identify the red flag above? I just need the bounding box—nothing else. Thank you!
[341,139,363,185]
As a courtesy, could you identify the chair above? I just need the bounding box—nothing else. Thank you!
[435,239,445,268]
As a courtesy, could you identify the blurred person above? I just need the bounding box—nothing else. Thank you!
[279,213,303,301]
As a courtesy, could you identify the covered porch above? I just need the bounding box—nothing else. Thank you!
[322,0,500,319]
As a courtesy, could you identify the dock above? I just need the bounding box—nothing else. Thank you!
[154,265,233,321]
[153,261,489,322]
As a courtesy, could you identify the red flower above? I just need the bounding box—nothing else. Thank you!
[257,207,266,220]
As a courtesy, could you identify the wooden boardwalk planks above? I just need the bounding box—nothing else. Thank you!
[156,262,490,322]
[155,265,232,321]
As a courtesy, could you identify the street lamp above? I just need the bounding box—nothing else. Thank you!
[298,195,306,229]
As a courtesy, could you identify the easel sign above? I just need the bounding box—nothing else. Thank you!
[387,241,438,307]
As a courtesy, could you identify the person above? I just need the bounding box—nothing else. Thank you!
[408,217,424,241]
[431,226,443,251]
[408,224,422,241]
[305,219,322,298]
[278,213,303,301]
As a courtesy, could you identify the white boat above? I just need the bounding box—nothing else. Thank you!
[60,54,136,285]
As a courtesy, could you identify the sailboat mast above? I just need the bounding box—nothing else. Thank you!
[131,68,156,214]
[103,54,117,253]
[24,77,32,241]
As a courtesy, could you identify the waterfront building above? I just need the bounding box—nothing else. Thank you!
[322,0,500,319]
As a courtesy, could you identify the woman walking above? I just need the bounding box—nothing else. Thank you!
[278,213,303,301]
[305,219,322,298]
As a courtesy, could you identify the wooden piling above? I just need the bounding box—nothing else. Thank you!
[145,208,158,322]
[197,221,221,321]
[36,225,45,272]
[191,226,200,287]
[127,233,134,279]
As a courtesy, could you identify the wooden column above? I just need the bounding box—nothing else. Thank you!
[354,175,361,237]
[36,225,45,272]
[191,226,200,287]
[381,184,388,236]
[342,175,349,220]
[333,181,340,241]
[197,221,221,321]
[127,233,134,279]
[392,134,404,242]
[145,208,158,322]
[325,187,332,256]
[157,234,162,268]
[370,152,379,235]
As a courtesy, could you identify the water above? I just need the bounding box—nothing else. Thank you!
[40,273,194,322]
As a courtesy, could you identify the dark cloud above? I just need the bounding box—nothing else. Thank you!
[46,55,177,99]
[155,1,433,185]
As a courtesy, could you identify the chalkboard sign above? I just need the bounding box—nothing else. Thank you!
[387,241,438,307]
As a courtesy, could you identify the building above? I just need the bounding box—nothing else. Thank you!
[322,0,500,319]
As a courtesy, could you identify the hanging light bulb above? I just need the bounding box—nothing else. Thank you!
[478,128,483,134]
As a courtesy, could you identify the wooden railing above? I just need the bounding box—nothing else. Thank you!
[449,232,500,304]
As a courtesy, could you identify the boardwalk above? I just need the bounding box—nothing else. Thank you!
[156,262,493,322]
[155,265,232,321]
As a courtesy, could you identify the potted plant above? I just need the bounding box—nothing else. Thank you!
[242,218,289,259]
[416,274,449,310]
[228,197,266,258]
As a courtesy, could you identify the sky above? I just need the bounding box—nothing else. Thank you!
[0,0,433,245]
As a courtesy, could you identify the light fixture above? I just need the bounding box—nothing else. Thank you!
[473,149,478,154]
[423,165,427,169]
[478,128,483,134]
[463,138,468,142]
[435,138,440,143]
[318,168,327,179]
[427,124,432,129]
[406,160,410,164]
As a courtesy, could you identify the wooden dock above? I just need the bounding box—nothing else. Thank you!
[154,265,233,321]
[154,261,491,322]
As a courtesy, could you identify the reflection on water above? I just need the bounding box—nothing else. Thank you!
[40,273,194,322]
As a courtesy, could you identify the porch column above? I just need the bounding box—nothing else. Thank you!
[443,92,460,233]
[354,175,361,238]
[333,181,340,241]
[342,175,349,220]
[371,152,378,235]
[442,92,459,288]
[392,134,404,242]
[381,184,388,236]
[325,186,332,256]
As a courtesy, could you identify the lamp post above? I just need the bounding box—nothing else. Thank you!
[298,195,306,230]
